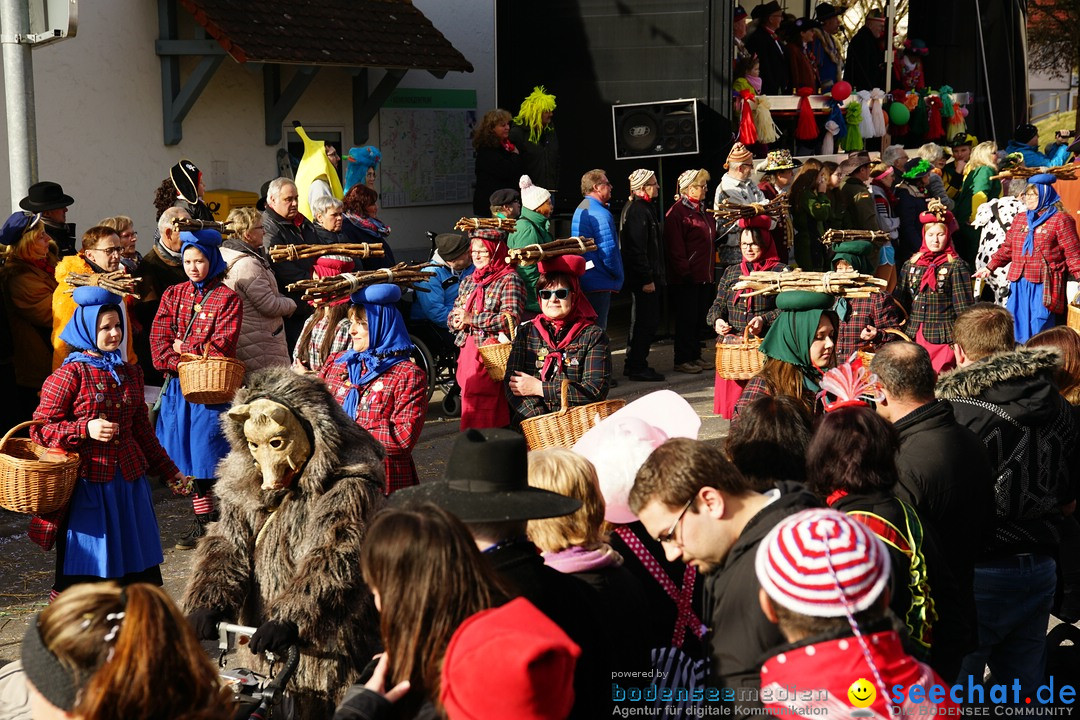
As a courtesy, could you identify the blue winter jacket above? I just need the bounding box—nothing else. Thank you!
[571,196,624,294]
[1003,140,1070,169]
[410,257,473,326]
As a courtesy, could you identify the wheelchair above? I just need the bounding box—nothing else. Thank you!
[406,317,461,416]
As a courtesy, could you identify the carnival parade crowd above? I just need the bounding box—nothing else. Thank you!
[1,3,1080,718]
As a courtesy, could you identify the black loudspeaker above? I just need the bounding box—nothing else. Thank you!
[612,99,700,160]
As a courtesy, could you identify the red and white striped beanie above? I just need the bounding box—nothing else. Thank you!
[755,508,890,618]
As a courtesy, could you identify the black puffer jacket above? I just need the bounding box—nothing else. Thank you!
[936,347,1077,558]
[704,481,820,710]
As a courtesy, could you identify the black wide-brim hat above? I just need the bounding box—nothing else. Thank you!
[751,1,782,20]
[815,2,842,21]
[389,428,582,523]
[19,181,73,212]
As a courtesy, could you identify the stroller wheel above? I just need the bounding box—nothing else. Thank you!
[441,392,462,418]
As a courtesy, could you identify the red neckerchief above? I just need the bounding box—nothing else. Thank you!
[530,277,597,380]
[501,139,517,154]
[464,238,515,315]
[24,256,56,275]
[734,229,781,301]
[913,234,957,292]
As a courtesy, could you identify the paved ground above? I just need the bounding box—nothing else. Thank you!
[0,297,727,663]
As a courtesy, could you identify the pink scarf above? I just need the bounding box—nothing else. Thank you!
[543,543,623,574]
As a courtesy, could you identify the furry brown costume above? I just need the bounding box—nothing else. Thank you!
[182,367,386,719]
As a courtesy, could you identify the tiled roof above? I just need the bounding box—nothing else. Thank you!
[179,0,474,72]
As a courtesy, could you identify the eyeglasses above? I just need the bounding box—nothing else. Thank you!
[93,246,123,255]
[471,249,490,257]
[538,288,570,301]
[657,497,695,545]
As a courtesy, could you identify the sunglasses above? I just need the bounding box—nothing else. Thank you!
[538,288,570,301]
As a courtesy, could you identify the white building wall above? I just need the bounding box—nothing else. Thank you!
[0,0,495,259]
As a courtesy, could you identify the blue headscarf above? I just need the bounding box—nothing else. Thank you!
[0,211,40,246]
[1023,174,1061,256]
[334,283,414,418]
[180,229,227,290]
[60,286,126,384]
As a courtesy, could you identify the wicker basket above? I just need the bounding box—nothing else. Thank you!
[856,328,913,365]
[0,421,79,514]
[477,313,517,382]
[1069,300,1080,332]
[715,327,765,380]
[177,349,246,405]
[520,380,626,450]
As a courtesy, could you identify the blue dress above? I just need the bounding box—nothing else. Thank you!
[63,468,163,578]
[155,378,230,478]
[1006,277,1054,344]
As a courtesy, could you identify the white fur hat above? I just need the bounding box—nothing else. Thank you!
[519,175,551,211]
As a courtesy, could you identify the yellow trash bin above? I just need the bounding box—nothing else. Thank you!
[203,189,260,221]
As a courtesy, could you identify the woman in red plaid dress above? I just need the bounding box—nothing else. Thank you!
[320,284,428,494]
[504,255,611,427]
[32,287,188,597]
[150,230,241,548]
[449,228,526,429]
[708,219,786,418]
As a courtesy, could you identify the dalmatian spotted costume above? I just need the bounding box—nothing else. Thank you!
[972,195,1024,306]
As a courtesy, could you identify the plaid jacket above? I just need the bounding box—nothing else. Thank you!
[706,264,786,336]
[293,313,351,371]
[988,211,1080,314]
[835,293,904,360]
[31,361,179,484]
[504,321,611,424]
[150,279,241,373]
[320,354,429,495]
[896,256,974,345]
[450,272,527,346]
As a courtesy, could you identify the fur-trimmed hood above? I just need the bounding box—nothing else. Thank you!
[936,347,1062,424]
[219,366,385,503]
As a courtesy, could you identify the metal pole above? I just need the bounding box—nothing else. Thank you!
[1,0,38,211]
[884,0,896,95]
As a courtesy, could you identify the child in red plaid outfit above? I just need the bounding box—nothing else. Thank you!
[150,229,241,549]
[32,287,189,598]
[320,284,428,494]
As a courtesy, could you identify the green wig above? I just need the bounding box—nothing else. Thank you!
[514,86,557,144]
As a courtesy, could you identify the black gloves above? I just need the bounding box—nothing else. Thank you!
[187,607,225,641]
[249,619,299,655]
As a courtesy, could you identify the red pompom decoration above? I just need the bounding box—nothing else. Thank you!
[795,87,819,141]
[831,81,852,102]
[738,90,758,146]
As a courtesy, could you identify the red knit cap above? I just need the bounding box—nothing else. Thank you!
[441,598,580,720]
[755,508,890,618]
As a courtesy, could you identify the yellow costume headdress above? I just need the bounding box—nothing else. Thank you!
[513,86,557,144]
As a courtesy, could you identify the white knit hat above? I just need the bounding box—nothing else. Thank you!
[755,508,890,618]
[628,169,655,192]
[519,175,551,211]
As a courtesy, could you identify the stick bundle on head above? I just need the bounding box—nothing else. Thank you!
[171,217,232,234]
[990,164,1078,182]
[64,270,141,298]
[286,262,435,306]
[734,269,887,298]
[453,217,518,233]
[506,236,597,266]
[709,194,791,222]
[267,243,385,263]
[820,228,892,247]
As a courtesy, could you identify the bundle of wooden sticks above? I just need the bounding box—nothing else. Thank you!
[820,229,892,247]
[268,243,384,263]
[506,236,597,265]
[172,218,231,234]
[709,193,790,222]
[733,269,886,298]
[453,217,518,233]
[991,164,1079,182]
[286,262,433,306]
[64,271,141,298]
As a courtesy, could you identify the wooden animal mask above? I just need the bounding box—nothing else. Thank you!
[226,398,312,491]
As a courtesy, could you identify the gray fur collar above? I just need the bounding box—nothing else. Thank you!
[219,366,385,503]
[936,347,1061,400]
